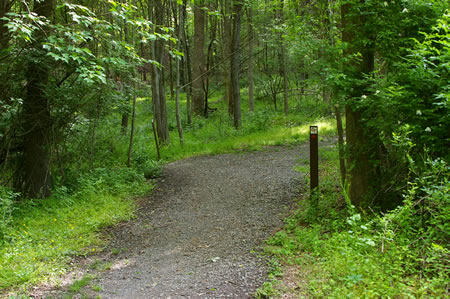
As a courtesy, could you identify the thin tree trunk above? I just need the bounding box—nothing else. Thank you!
[335,104,346,185]
[127,96,137,167]
[90,109,99,168]
[279,0,288,115]
[121,1,129,133]
[192,0,206,115]
[175,1,184,143]
[182,0,192,124]
[150,0,170,144]
[231,0,242,128]
[151,38,162,142]
[247,6,255,112]
[222,0,232,114]
[158,58,170,143]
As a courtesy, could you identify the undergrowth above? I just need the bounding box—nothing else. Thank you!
[0,168,151,292]
[0,92,335,294]
[257,144,449,297]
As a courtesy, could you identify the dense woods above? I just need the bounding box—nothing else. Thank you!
[0,0,449,296]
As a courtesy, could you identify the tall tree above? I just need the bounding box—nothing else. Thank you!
[181,0,192,124]
[192,0,206,115]
[174,0,184,143]
[150,0,170,144]
[341,1,375,206]
[221,0,232,114]
[230,0,242,128]
[279,0,288,115]
[247,6,255,112]
[22,0,55,198]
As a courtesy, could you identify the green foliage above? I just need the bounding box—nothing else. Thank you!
[264,145,449,297]
[364,10,450,160]
[68,275,94,293]
[0,167,149,290]
[135,158,163,179]
[0,1,168,195]
[0,187,19,245]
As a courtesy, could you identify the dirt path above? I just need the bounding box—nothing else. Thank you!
[67,145,308,298]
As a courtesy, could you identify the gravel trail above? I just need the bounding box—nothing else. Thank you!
[82,145,306,298]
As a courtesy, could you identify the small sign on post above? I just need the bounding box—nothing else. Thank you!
[310,126,319,191]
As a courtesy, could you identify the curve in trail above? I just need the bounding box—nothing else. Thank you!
[96,145,305,298]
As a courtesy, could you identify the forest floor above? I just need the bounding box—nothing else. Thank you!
[40,144,315,298]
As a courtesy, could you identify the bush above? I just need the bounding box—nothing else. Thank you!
[0,187,19,244]
[138,160,162,179]
[75,167,148,197]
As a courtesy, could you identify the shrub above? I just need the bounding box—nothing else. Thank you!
[0,187,19,245]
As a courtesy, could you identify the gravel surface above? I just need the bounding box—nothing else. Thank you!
[55,145,308,298]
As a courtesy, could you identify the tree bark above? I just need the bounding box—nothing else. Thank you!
[335,104,346,186]
[121,12,129,134]
[341,1,374,206]
[22,0,55,198]
[222,0,232,114]
[231,0,242,128]
[247,6,255,112]
[150,0,170,144]
[181,0,192,124]
[192,0,206,116]
[0,0,12,50]
[127,96,137,167]
[175,1,184,144]
[279,0,288,115]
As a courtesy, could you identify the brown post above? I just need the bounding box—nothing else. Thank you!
[310,126,319,191]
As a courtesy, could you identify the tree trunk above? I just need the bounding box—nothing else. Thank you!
[22,0,55,198]
[175,1,184,143]
[222,0,232,114]
[192,0,206,116]
[127,96,137,167]
[231,0,242,128]
[181,0,192,124]
[341,2,374,206]
[121,12,129,134]
[151,38,162,141]
[204,9,217,117]
[279,0,288,115]
[335,104,346,186]
[247,6,255,112]
[0,0,11,50]
[150,0,170,144]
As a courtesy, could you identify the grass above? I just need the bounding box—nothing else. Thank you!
[0,193,137,290]
[0,90,337,295]
[0,169,152,293]
[256,144,449,298]
[68,275,94,292]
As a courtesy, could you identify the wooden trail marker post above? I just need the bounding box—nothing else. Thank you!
[310,126,319,191]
